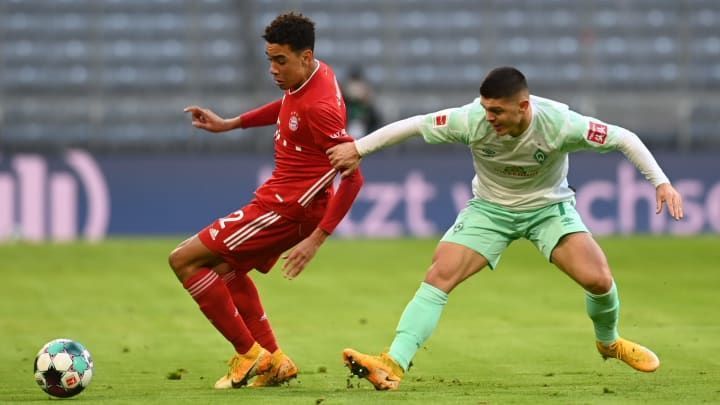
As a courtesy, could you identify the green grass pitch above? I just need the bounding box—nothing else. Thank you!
[1,236,719,404]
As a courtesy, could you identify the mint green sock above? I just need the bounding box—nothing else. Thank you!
[388,282,448,371]
[585,281,620,345]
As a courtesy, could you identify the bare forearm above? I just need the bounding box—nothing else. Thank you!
[225,115,244,130]
[307,227,329,246]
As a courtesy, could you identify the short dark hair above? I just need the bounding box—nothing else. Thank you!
[262,12,315,52]
[479,66,529,99]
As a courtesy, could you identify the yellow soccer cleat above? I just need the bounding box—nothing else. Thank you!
[596,337,660,372]
[342,348,404,390]
[250,349,298,387]
[214,342,272,389]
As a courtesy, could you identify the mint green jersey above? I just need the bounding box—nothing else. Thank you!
[419,95,623,210]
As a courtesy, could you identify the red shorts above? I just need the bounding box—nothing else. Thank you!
[198,201,320,274]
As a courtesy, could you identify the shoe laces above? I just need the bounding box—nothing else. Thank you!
[611,340,636,361]
[227,354,243,373]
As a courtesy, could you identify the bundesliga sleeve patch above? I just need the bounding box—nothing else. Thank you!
[433,114,448,128]
[587,122,608,144]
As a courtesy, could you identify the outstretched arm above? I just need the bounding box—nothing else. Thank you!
[327,115,425,176]
[184,98,282,132]
[616,131,684,220]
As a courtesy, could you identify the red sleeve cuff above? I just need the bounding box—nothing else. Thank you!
[318,169,364,234]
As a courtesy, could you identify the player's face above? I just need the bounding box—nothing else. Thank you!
[480,95,530,137]
[265,43,314,91]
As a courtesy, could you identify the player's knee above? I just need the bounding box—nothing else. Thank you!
[585,268,614,295]
[424,263,458,293]
[168,246,191,280]
[212,262,233,275]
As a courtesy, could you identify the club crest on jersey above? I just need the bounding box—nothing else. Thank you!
[289,112,300,131]
[587,122,608,144]
[434,114,448,128]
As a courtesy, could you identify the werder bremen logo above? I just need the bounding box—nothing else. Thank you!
[533,149,546,164]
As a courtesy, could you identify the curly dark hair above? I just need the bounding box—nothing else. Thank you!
[262,12,315,52]
[479,66,529,99]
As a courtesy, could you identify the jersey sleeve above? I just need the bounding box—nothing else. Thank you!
[558,110,625,153]
[318,168,364,234]
[418,102,480,145]
[306,101,355,149]
[239,98,282,128]
[558,109,670,186]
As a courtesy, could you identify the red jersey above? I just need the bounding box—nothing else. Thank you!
[240,60,363,234]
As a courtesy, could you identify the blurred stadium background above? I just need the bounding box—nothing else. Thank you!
[1,0,719,240]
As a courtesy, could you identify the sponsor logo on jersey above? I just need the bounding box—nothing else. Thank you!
[453,222,464,232]
[434,114,448,127]
[209,228,219,240]
[289,112,300,131]
[330,128,348,138]
[587,122,608,144]
[533,149,547,164]
[502,166,539,178]
[480,148,496,157]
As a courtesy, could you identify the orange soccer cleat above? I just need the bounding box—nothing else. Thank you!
[596,337,660,372]
[214,342,272,389]
[342,348,404,390]
[250,349,298,387]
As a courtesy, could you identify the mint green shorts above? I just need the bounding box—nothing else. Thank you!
[441,198,589,269]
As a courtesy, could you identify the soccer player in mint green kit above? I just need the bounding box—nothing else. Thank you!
[327,67,684,390]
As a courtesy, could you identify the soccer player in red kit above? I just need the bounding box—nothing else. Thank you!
[169,12,364,388]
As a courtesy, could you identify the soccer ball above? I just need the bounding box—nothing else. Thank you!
[34,338,94,398]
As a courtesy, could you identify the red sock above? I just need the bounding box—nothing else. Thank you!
[183,268,255,354]
[223,271,279,353]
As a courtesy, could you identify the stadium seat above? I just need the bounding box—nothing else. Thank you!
[1,0,718,150]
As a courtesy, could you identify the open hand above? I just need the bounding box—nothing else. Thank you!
[184,106,231,133]
[656,183,684,220]
[282,237,320,279]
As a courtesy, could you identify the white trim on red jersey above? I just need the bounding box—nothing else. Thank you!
[287,59,321,95]
[298,168,337,207]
